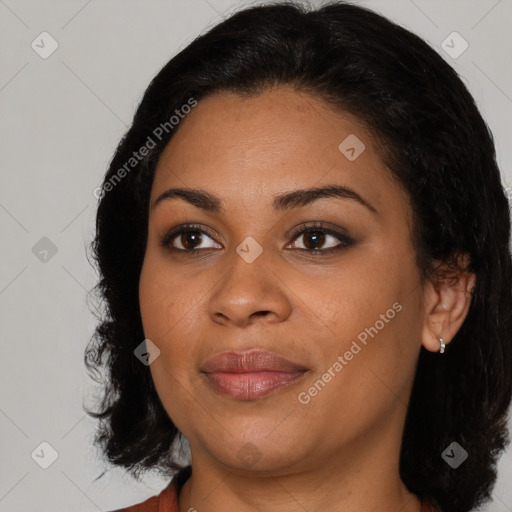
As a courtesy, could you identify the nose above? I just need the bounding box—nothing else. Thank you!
[207,249,293,328]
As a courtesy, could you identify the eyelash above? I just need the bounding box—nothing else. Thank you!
[160,221,355,257]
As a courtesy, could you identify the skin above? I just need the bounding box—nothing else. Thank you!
[138,85,475,512]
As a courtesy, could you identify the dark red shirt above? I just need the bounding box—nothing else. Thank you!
[112,466,442,512]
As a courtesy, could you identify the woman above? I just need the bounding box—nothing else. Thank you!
[85,2,512,511]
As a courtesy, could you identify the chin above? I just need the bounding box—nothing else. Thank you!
[198,428,311,474]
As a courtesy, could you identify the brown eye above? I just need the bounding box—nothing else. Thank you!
[301,231,326,250]
[288,224,354,254]
[178,231,203,250]
[160,224,222,253]
[160,222,354,256]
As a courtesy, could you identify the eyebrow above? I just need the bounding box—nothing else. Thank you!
[151,184,378,214]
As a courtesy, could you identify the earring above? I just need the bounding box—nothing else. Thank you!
[438,335,445,354]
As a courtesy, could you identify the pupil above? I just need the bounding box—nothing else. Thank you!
[183,231,201,249]
[305,231,324,249]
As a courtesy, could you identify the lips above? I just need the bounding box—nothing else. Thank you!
[201,350,308,400]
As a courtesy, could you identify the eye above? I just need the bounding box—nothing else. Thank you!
[160,223,221,253]
[286,222,354,254]
[160,221,354,256]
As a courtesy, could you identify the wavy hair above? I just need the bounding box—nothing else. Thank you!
[84,2,512,510]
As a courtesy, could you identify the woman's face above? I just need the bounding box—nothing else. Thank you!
[139,86,427,474]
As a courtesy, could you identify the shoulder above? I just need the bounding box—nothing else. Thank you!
[107,481,176,512]
[108,494,160,512]
[107,466,191,512]
[422,496,444,512]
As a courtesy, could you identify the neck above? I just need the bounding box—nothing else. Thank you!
[177,425,421,512]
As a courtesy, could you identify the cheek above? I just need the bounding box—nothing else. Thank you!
[296,255,422,393]
[297,305,421,438]
[139,267,170,341]
[139,263,195,424]
[289,251,409,338]
[139,256,206,378]
[139,251,190,334]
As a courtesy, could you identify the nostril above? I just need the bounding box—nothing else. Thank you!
[253,311,271,318]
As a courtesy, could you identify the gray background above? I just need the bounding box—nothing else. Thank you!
[0,0,511,510]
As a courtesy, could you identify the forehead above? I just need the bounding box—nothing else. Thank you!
[151,86,407,218]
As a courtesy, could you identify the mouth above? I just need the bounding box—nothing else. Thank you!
[201,350,309,401]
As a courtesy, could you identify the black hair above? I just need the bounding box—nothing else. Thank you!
[84,2,512,511]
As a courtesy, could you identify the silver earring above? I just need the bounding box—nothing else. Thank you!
[438,335,445,354]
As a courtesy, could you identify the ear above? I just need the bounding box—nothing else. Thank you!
[422,256,476,353]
